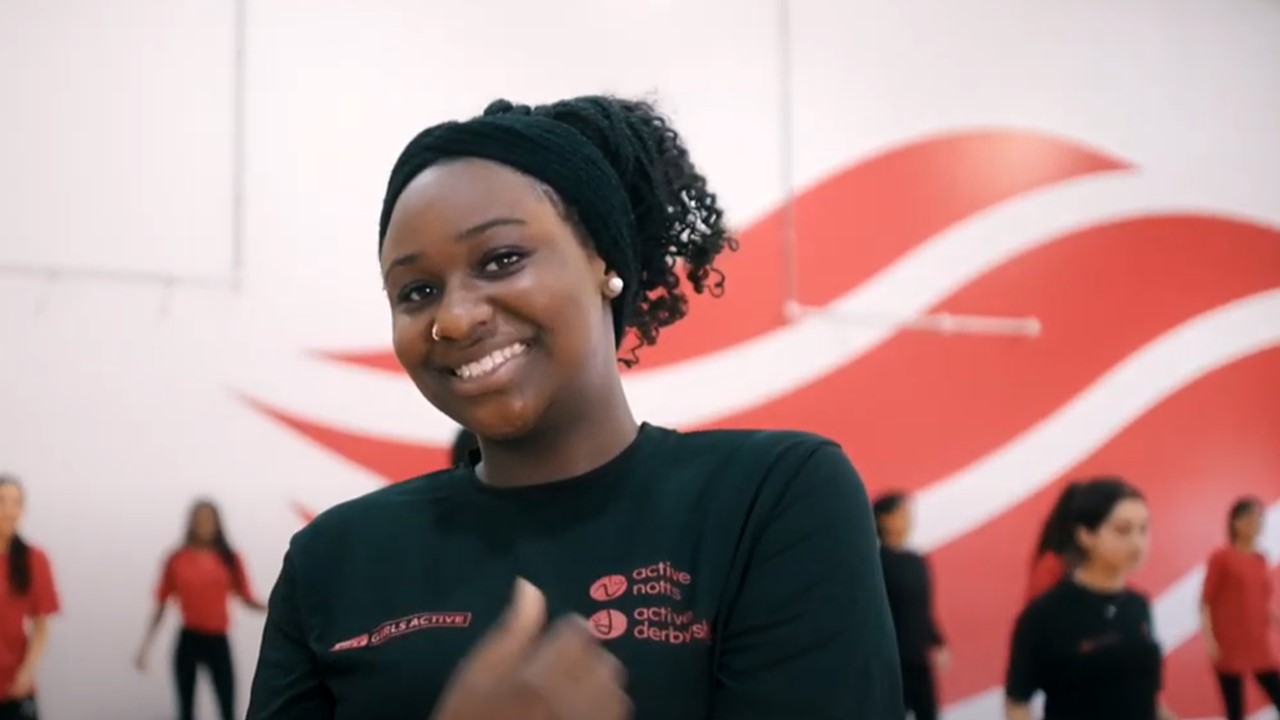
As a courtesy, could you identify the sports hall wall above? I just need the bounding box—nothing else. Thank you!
[2,1,1278,718]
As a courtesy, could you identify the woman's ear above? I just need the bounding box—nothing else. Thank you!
[1073,526,1091,559]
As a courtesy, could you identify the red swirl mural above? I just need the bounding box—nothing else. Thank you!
[247,129,1280,716]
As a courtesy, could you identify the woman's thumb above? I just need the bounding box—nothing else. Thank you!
[467,577,547,672]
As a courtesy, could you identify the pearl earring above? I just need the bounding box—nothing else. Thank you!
[605,276,624,298]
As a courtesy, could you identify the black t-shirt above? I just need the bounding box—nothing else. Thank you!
[878,546,944,663]
[246,423,904,720]
[1005,579,1163,720]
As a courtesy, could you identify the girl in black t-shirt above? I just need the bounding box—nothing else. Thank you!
[1004,477,1177,720]
[246,95,903,720]
[873,491,948,720]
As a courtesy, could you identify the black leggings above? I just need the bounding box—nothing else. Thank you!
[175,628,235,720]
[0,698,37,720]
[901,659,938,720]
[1217,670,1280,720]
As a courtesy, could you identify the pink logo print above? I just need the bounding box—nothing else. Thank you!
[588,609,628,641]
[589,574,629,602]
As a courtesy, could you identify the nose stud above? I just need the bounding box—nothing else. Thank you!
[432,323,441,341]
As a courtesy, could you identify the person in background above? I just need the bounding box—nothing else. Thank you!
[450,428,479,467]
[873,491,948,720]
[1201,496,1280,720]
[136,499,265,720]
[0,475,58,720]
[1026,482,1082,602]
[1004,476,1176,720]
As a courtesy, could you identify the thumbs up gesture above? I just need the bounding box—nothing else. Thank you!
[430,578,632,720]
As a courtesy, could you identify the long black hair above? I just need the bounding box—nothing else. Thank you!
[183,499,242,590]
[1032,482,1082,563]
[872,491,909,543]
[0,475,31,595]
[1062,476,1145,564]
[1228,495,1263,543]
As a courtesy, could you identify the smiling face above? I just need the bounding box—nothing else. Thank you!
[379,158,618,440]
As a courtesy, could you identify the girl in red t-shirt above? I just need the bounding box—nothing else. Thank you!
[1026,483,1082,602]
[1201,496,1280,720]
[0,476,59,720]
[135,499,265,720]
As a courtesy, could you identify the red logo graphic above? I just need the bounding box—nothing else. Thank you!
[590,574,629,602]
[247,129,1280,717]
[587,609,629,641]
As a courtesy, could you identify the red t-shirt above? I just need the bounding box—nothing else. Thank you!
[1202,546,1278,673]
[0,545,60,698]
[156,547,256,635]
[1027,551,1067,602]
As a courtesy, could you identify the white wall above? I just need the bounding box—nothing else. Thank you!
[2,1,1279,718]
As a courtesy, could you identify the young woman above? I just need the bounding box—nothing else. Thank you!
[873,491,948,720]
[246,96,902,720]
[136,499,265,720]
[0,476,59,720]
[1201,496,1280,720]
[1026,483,1081,602]
[1004,476,1176,720]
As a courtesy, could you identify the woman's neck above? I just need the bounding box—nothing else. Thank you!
[1233,538,1257,552]
[1072,563,1126,592]
[477,370,639,488]
[880,533,907,550]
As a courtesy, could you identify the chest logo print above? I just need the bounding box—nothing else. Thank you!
[588,609,630,640]
[590,575,629,601]
[586,561,712,646]
[330,611,472,652]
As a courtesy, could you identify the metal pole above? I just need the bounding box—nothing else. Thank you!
[777,0,800,321]
[229,0,247,292]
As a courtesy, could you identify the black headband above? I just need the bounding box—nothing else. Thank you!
[378,107,639,344]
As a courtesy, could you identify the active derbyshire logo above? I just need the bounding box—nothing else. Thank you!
[586,561,712,645]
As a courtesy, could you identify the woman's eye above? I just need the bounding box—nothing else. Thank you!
[397,283,436,305]
[480,250,526,274]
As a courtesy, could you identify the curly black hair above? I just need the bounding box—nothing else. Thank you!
[503,96,737,364]
[384,95,739,367]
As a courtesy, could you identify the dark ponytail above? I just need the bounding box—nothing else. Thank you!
[1033,482,1082,562]
[379,95,739,366]
[0,476,31,595]
[9,534,31,596]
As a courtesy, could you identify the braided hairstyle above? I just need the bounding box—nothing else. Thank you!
[379,95,739,366]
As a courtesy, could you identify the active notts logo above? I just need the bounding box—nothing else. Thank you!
[587,561,712,646]
[330,611,472,652]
